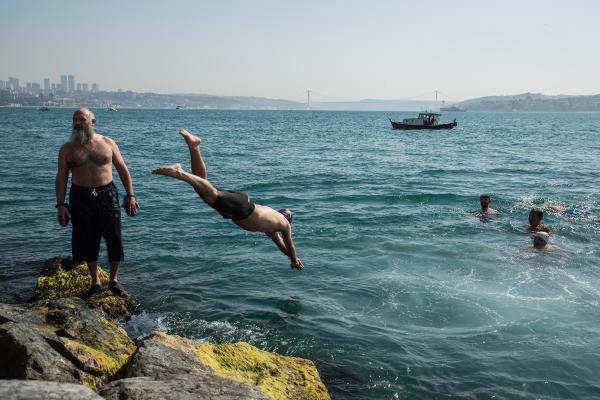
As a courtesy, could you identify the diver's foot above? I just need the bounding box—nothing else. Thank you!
[152,163,183,177]
[179,129,201,147]
[109,280,124,294]
[82,283,103,299]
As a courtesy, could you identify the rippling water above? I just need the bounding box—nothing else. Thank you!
[1,108,600,399]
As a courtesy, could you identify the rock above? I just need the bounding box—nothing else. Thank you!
[125,330,212,378]
[120,331,330,400]
[0,380,103,400]
[0,321,83,383]
[1,256,331,399]
[196,340,330,400]
[100,375,269,400]
[32,256,135,319]
[0,298,136,390]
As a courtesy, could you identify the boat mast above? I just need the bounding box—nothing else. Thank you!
[306,89,311,110]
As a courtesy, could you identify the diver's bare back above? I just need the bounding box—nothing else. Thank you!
[65,133,115,187]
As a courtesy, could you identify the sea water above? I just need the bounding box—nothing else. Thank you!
[1,108,599,399]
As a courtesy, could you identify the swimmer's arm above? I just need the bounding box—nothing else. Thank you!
[266,232,289,256]
[545,204,566,213]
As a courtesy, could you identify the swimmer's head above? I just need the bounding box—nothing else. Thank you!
[278,208,293,223]
[480,194,491,209]
[529,209,544,225]
[533,231,550,249]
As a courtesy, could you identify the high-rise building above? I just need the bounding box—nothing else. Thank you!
[44,78,50,93]
[68,75,75,92]
[32,83,41,93]
[0,80,5,90]
[92,83,99,92]
[77,83,82,91]
[60,75,68,92]
[82,83,89,92]
[8,77,19,91]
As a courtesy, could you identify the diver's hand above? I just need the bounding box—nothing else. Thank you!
[290,258,304,270]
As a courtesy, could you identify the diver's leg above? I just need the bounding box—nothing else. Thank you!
[179,129,207,179]
[152,164,218,203]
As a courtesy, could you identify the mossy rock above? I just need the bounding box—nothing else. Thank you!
[33,256,135,319]
[196,341,330,400]
[0,298,136,391]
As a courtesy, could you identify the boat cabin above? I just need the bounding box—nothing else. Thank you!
[402,112,440,126]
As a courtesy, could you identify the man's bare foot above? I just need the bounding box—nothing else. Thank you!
[179,129,201,147]
[152,163,183,177]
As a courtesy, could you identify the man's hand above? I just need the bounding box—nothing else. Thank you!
[57,205,70,226]
[124,195,139,216]
[290,257,304,270]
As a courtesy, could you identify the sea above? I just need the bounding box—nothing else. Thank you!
[1,108,599,399]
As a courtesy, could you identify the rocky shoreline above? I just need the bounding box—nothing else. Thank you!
[0,257,330,400]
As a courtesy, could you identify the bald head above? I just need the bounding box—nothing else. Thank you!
[70,108,96,145]
[73,108,96,123]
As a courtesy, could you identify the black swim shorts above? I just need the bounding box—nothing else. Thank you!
[69,182,124,262]
[210,189,256,221]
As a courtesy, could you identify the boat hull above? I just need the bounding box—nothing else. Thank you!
[389,120,457,130]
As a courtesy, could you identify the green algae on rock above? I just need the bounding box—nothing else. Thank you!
[32,256,135,319]
[196,341,330,400]
[126,331,330,400]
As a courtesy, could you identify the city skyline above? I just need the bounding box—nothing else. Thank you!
[3,1,600,103]
[1,74,99,94]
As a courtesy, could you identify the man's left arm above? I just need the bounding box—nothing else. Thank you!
[266,231,289,256]
[111,139,139,215]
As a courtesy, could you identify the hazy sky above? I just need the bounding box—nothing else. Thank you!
[3,0,599,102]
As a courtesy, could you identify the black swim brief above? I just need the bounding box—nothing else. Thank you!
[69,182,124,262]
[210,189,256,221]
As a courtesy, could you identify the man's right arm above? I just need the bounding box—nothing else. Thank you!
[55,145,70,225]
[281,226,304,270]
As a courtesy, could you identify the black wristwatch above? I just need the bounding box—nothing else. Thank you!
[55,203,69,209]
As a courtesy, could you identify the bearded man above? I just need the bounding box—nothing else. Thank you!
[55,108,139,297]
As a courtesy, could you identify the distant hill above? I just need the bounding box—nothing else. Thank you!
[94,92,306,109]
[452,92,600,112]
[0,90,305,110]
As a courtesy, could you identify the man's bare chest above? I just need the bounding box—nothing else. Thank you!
[67,145,112,169]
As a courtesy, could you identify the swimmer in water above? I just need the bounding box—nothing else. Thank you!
[525,209,551,233]
[474,194,498,222]
[532,231,555,249]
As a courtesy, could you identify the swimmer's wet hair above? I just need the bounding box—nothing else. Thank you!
[480,194,491,199]
[530,209,544,218]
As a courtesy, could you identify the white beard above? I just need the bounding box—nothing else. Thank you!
[69,125,95,145]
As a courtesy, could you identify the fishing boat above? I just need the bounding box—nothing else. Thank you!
[389,112,457,130]
[39,106,49,111]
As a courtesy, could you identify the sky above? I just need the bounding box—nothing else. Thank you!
[2,0,600,102]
